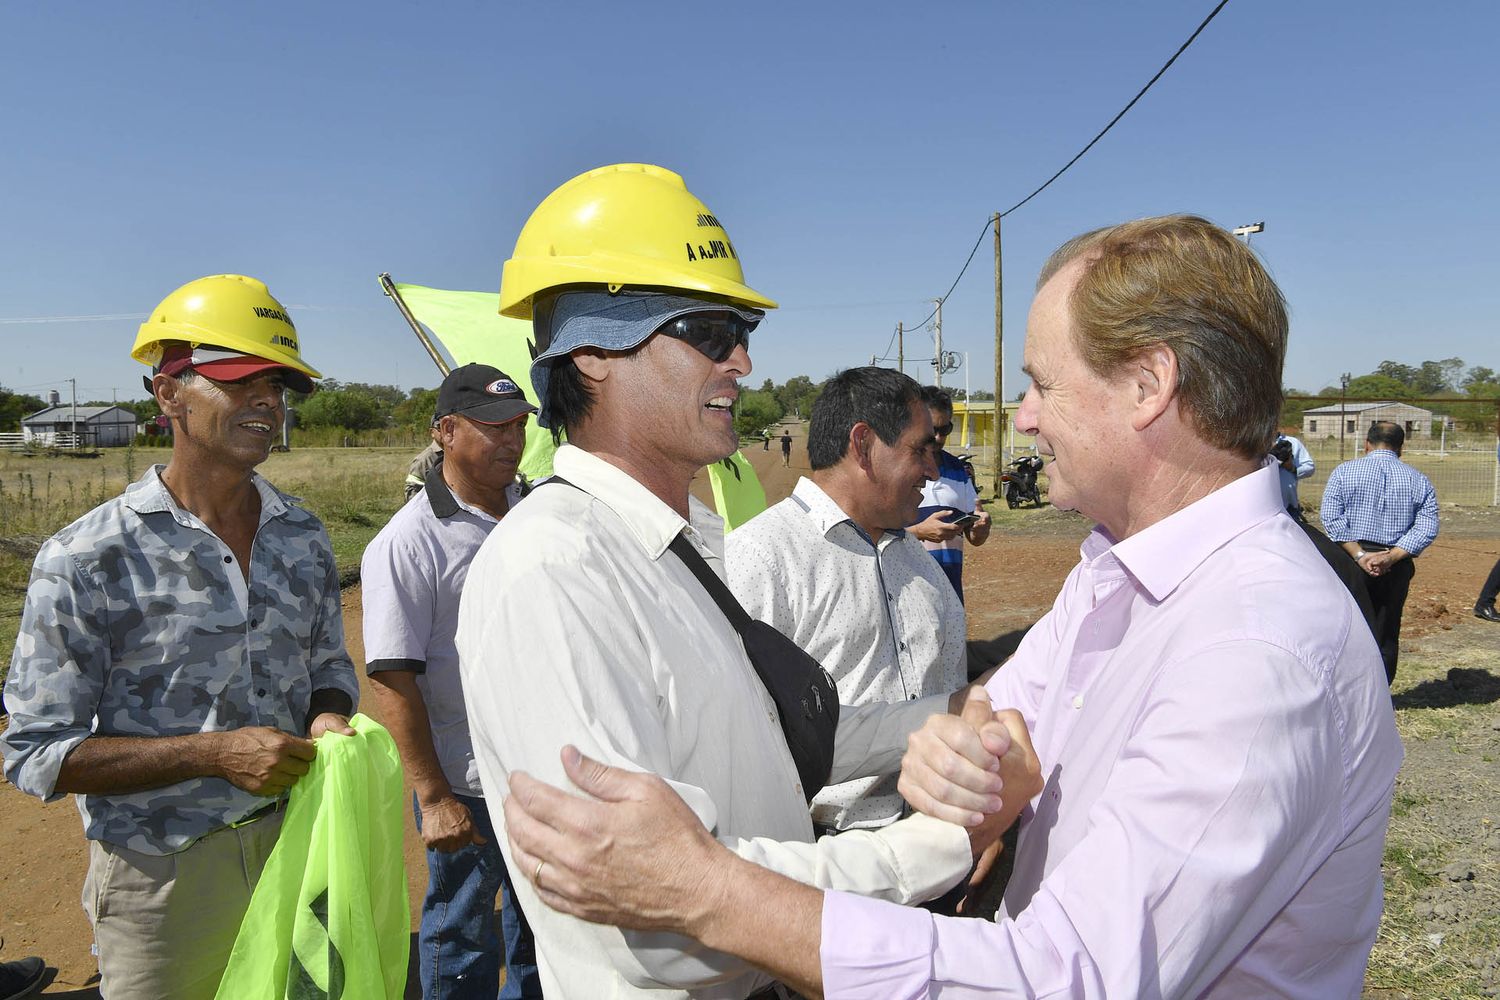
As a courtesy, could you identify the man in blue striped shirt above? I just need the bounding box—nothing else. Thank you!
[1321,420,1439,682]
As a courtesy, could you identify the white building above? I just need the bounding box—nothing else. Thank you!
[1300,400,1438,440]
[21,405,138,448]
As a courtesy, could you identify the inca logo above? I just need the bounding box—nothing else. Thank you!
[695,212,723,229]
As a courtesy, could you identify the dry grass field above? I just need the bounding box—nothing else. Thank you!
[0,446,411,679]
[0,440,1496,997]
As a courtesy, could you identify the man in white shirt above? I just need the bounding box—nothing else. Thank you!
[727,367,966,836]
[456,164,1037,999]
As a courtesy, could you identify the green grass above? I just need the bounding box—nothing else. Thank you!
[1363,646,1500,999]
[0,447,411,686]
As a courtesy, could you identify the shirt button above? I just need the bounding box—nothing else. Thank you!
[1072,694,1085,709]
[250,619,259,628]
[899,641,907,651]
[909,694,917,701]
[257,687,267,697]
[224,555,233,564]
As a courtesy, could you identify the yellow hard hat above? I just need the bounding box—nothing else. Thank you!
[130,274,323,383]
[499,163,778,320]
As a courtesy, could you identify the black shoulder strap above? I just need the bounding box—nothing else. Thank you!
[666,534,753,633]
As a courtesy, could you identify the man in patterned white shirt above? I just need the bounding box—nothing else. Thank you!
[728,367,967,837]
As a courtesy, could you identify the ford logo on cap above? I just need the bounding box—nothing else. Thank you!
[486,379,521,396]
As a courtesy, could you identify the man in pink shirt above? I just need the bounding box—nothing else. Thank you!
[502,215,1403,999]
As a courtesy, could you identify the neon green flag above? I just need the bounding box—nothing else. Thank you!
[215,714,408,1000]
[706,450,768,532]
[395,283,558,481]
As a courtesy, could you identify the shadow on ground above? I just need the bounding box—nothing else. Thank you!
[1392,667,1500,710]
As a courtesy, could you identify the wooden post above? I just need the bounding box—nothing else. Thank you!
[992,213,1003,498]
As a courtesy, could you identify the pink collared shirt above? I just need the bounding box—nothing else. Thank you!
[821,464,1402,998]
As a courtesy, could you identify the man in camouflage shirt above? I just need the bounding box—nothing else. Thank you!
[1,275,359,1000]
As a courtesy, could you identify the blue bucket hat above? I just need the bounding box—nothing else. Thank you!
[529,289,763,429]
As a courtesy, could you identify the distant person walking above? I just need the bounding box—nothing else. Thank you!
[762,429,771,451]
[780,429,792,466]
[1321,420,1439,682]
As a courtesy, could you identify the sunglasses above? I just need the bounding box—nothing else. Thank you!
[655,312,755,364]
[933,422,954,436]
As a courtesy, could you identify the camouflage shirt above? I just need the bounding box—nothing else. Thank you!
[1,465,359,855]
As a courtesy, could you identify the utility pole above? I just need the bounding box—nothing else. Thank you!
[992,212,1003,497]
[69,377,78,451]
[896,322,904,376]
[933,298,944,389]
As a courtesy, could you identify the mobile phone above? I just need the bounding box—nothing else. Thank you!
[945,511,981,527]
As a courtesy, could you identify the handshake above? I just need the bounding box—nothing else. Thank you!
[500,685,1045,936]
[903,686,1044,850]
[899,686,1045,908]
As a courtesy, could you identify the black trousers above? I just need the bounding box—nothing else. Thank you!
[1362,547,1415,685]
[1479,557,1500,607]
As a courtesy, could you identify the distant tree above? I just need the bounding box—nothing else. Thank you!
[0,387,48,431]
[392,388,440,432]
[1373,361,1418,387]
[340,382,407,413]
[1462,366,1497,391]
[296,385,384,431]
[1411,358,1464,395]
[733,388,783,438]
[1344,374,1417,400]
[773,375,820,419]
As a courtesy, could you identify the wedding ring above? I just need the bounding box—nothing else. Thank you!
[533,860,546,885]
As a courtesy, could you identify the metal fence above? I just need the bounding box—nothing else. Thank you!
[1286,395,1500,508]
[1298,434,1499,508]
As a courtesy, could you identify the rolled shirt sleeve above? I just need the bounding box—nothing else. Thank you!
[1290,437,1315,479]
[2,538,107,801]
[1319,468,1353,541]
[1394,477,1439,556]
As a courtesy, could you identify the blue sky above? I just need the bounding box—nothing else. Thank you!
[3,1,1496,404]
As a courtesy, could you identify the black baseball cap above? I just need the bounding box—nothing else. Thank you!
[433,364,538,424]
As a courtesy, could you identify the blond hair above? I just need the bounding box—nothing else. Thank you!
[1038,215,1288,459]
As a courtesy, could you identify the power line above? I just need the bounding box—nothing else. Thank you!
[886,0,1233,351]
[998,0,1232,218]
[897,217,995,331]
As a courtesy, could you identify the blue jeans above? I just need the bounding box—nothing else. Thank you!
[414,793,542,998]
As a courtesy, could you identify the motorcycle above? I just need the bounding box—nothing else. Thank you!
[1001,455,1045,509]
[953,453,979,488]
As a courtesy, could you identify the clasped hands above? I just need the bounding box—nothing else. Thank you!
[905,685,1043,857]
[500,684,1042,935]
